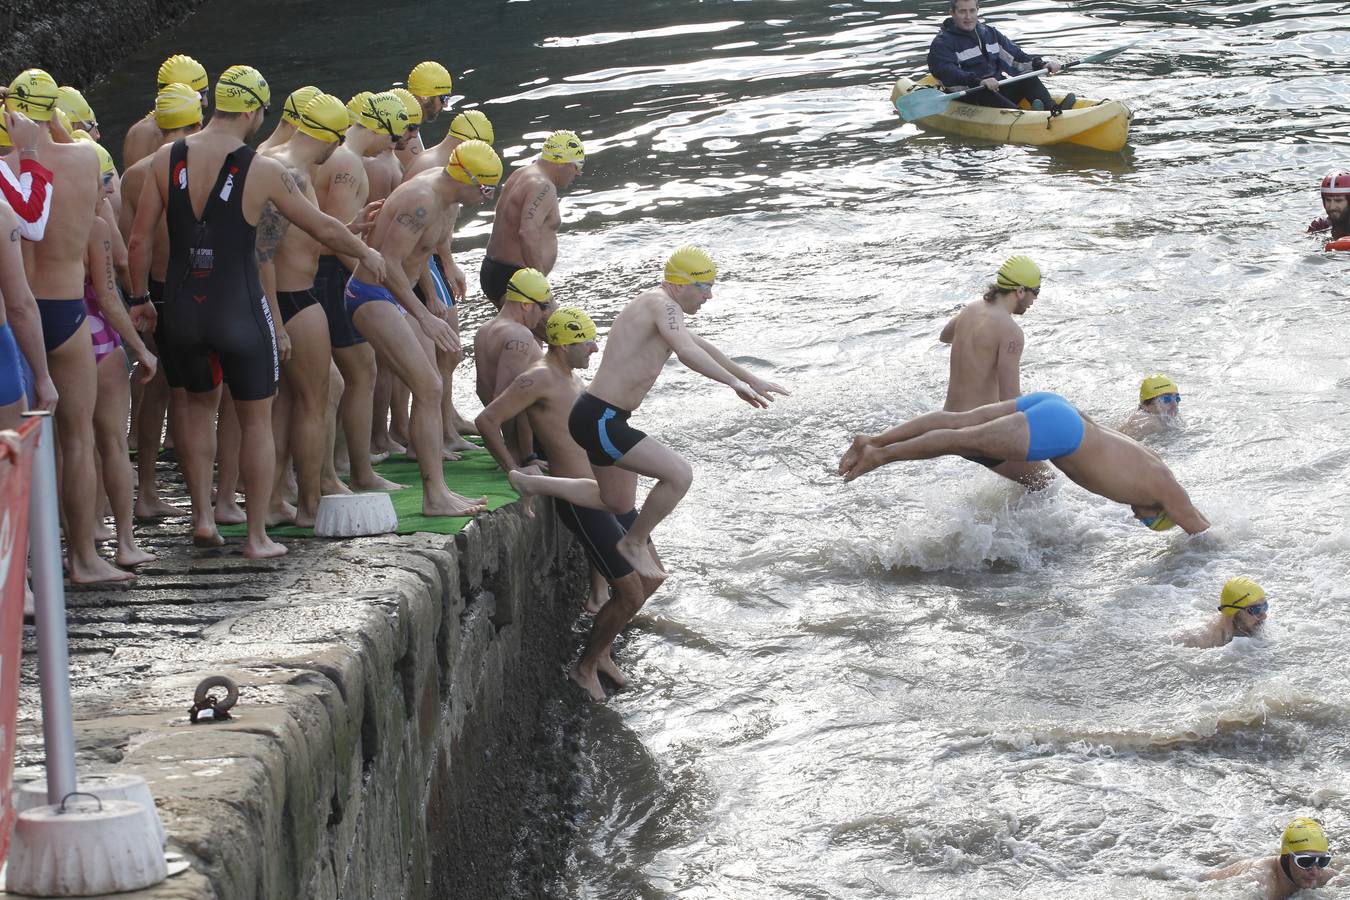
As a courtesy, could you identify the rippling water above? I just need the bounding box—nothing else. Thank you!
[83,0,1350,895]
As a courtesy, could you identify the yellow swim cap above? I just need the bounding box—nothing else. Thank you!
[295,93,349,143]
[281,85,321,126]
[1282,818,1329,856]
[55,86,95,126]
[665,245,716,285]
[0,118,9,149]
[6,69,60,122]
[446,139,503,186]
[52,107,73,136]
[546,308,596,346]
[1139,373,1179,403]
[89,139,115,177]
[541,129,585,164]
[996,255,1041,290]
[503,268,552,305]
[449,109,494,144]
[1219,576,1265,617]
[389,87,423,127]
[346,91,371,127]
[407,61,453,98]
[155,82,204,130]
[357,91,409,137]
[215,65,270,113]
[157,54,208,92]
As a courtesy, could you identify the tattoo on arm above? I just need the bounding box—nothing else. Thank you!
[280,170,297,194]
[395,207,428,233]
[504,339,531,352]
[665,302,682,331]
[102,241,116,291]
[516,376,535,388]
[256,201,290,263]
[333,172,357,186]
[8,228,17,242]
[524,187,550,220]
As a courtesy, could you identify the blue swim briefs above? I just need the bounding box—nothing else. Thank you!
[1016,392,1085,461]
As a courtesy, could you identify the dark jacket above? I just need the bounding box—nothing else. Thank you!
[927,17,1041,90]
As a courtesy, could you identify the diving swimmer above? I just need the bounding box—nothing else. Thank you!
[838,391,1210,534]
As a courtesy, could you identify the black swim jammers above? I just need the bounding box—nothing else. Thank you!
[569,392,647,467]
[556,501,639,581]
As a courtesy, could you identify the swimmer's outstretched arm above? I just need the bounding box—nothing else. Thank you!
[1160,483,1210,535]
[689,334,789,399]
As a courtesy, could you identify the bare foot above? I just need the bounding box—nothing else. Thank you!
[351,472,406,492]
[389,431,410,450]
[597,653,628,689]
[266,501,297,528]
[585,569,609,614]
[214,501,246,525]
[838,435,870,476]
[115,545,156,567]
[93,521,115,542]
[293,509,316,529]
[192,525,225,547]
[334,453,351,476]
[320,476,353,496]
[68,555,135,585]
[134,496,183,520]
[422,489,487,517]
[451,414,478,436]
[506,468,537,498]
[444,435,476,454]
[405,444,460,462]
[568,662,606,701]
[616,534,666,580]
[369,450,390,465]
[243,536,288,559]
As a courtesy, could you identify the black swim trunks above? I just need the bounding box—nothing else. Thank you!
[315,255,363,349]
[568,391,648,467]
[556,502,640,582]
[276,287,319,325]
[479,254,522,306]
[162,139,278,401]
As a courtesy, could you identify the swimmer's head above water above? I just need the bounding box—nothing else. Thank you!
[1219,576,1268,634]
[1321,172,1350,222]
[984,254,1041,313]
[664,245,717,313]
[1139,373,1181,415]
[546,307,599,368]
[1280,818,1331,891]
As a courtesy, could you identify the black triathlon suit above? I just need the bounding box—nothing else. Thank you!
[163,139,279,401]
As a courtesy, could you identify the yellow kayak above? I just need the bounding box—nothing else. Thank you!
[890,75,1132,152]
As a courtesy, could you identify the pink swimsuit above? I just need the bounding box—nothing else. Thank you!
[83,280,123,364]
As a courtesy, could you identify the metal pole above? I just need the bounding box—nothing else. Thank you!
[22,411,77,804]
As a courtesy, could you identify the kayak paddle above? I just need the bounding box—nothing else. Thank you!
[894,41,1138,123]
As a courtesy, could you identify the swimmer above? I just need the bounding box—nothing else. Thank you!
[123,54,209,168]
[55,86,98,140]
[257,93,359,527]
[312,91,409,493]
[838,391,1210,534]
[258,84,320,153]
[397,61,454,167]
[127,65,386,557]
[1309,172,1350,241]
[0,197,56,431]
[1204,817,1338,898]
[939,254,1050,487]
[477,308,665,701]
[507,247,789,579]
[1118,373,1182,440]
[480,129,584,309]
[343,139,504,517]
[366,88,418,202]
[10,68,133,583]
[401,109,495,442]
[473,268,554,462]
[1181,576,1268,648]
[118,83,203,521]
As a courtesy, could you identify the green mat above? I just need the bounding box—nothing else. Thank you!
[218,445,520,539]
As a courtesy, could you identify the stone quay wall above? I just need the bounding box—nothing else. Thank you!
[10,505,585,899]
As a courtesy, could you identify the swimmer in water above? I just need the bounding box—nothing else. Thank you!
[1181,576,1268,648]
[1309,172,1350,241]
[1204,817,1338,898]
[1118,373,1182,440]
[939,254,1050,487]
[838,392,1210,533]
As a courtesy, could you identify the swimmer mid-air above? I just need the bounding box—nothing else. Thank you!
[838,392,1210,533]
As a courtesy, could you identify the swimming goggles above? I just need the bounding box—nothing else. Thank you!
[1292,852,1332,870]
[692,280,714,295]
[463,168,496,200]
[1236,601,1268,617]
[1139,514,1163,528]
[1147,393,1181,405]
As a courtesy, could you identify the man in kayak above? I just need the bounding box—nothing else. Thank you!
[838,392,1210,534]
[1309,172,1350,240]
[928,0,1074,113]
